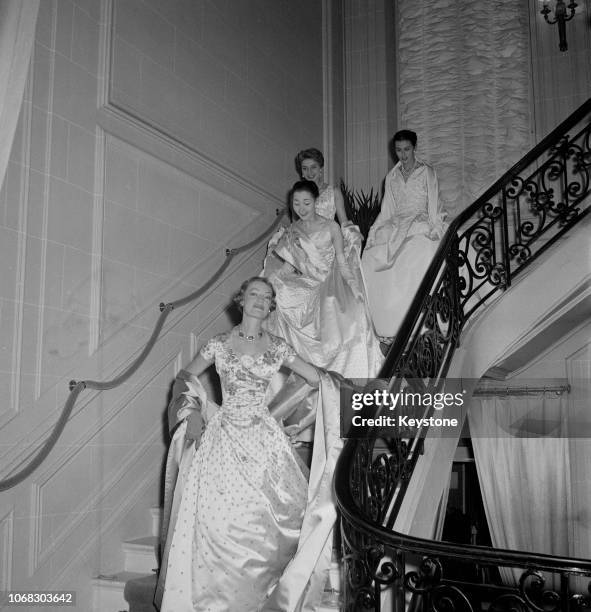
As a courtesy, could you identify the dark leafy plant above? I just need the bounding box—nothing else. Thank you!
[340,179,382,250]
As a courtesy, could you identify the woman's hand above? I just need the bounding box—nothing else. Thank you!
[283,424,301,444]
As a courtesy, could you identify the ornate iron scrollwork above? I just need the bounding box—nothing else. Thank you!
[338,101,591,611]
[519,570,561,612]
[488,593,530,612]
[431,585,475,612]
[405,557,444,594]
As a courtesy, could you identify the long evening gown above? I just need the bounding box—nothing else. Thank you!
[361,160,448,338]
[156,331,308,612]
[263,219,383,380]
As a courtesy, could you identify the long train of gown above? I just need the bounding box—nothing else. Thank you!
[361,161,448,338]
[155,332,308,612]
[261,372,347,612]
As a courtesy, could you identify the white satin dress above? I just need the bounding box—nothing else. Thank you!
[263,219,383,380]
[361,161,448,338]
[157,332,308,612]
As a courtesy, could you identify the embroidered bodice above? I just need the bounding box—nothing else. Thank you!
[200,331,295,420]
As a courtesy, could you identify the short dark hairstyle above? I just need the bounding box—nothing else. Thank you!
[393,129,418,148]
[233,276,276,312]
[295,148,324,177]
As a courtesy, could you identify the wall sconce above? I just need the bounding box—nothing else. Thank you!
[540,0,578,52]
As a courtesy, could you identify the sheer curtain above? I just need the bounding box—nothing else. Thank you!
[0,0,39,191]
[469,393,572,583]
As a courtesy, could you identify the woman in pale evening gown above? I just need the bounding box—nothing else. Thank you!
[263,180,383,384]
[155,277,320,612]
[361,129,448,341]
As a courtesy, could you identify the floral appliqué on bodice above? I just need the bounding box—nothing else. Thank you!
[200,331,296,424]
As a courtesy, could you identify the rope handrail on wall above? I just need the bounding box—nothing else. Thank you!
[0,210,286,492]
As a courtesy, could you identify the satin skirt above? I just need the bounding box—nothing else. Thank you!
[157,407,308,612]
[265,258,383,380]
[362,220,441,338]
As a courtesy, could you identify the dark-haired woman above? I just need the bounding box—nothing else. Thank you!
[156,277,320,612]
[362,129,448,341]
[263,180,382,386]
[295,147,349,225]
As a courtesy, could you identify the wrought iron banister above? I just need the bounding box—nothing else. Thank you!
[335,97,591,610]
[337,441,591,575]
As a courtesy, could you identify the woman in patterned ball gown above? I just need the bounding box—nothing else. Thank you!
[361,129,449,341]
[294,147,349,225]
[155,277,320,612]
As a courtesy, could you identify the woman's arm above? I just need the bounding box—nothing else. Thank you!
[333,186,349,226]
[287,355,320,386]
[328,219,346,259]
[329,220,364,298]
[183,352,214,378]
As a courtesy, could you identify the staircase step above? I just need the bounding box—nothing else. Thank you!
[124,572,158,612]
[123,536,159,573]
[92,570,145,611]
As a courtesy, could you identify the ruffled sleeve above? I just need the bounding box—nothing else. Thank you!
[199,335,219,361]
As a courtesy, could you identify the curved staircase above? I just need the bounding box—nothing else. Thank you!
[335,99,591,610]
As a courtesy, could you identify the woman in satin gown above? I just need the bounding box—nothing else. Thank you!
[155,277,320,612]
[295,148,349,225]
[361,129,449,341]
[263,180,383,384]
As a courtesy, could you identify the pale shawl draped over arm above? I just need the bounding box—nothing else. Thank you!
[156,375,220,608]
